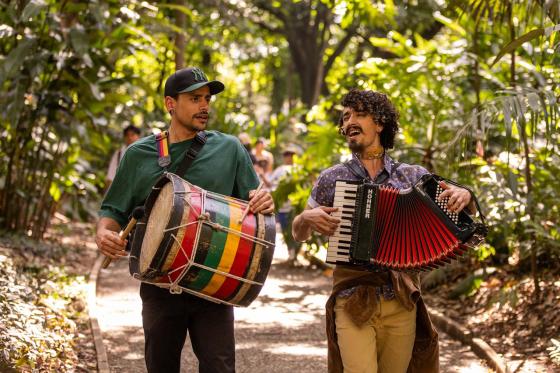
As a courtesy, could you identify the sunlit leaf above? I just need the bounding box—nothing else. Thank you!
[490,24,560,67]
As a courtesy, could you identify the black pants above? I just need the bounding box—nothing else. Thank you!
[140,283,235,373]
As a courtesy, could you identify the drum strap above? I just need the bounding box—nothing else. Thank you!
[176,131,207,176]
[155,130,207,176]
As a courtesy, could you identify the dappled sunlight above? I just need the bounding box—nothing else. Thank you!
[235,264,330,328]
[100,326,147,372]
[123,351,144,360]
[235,340,326,355]
[264,344,327,357]
[457,364,493,372]
[236,304,319,328]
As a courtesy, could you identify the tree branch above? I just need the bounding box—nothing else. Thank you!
[324,26,358,77]
[252,0,288,23]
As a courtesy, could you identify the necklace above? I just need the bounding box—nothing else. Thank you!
[359,146,385,160]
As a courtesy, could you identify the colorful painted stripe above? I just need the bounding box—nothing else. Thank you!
[165,190,202,284]
[188,196,230,291]
[200,200,243,295]
[228,213,265,305]
[212,205,257,299]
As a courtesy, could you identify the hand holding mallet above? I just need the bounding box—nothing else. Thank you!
[102,206,145,269]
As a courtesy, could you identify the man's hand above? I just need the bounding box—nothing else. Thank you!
[96,219,127,259]
[438,181,472,213]
[248,188,274,214]
[300,206,341,236]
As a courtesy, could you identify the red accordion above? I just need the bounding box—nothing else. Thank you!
[327,174,487,271]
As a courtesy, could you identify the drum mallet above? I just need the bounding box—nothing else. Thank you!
[239,182,264,224]
[102,206,145,269]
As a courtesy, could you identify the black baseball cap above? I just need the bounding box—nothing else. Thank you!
[164,67,225,97]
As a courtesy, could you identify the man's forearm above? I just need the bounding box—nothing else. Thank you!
[292,212,311,242]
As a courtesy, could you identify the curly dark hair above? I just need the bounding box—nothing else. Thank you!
[338,89,399,149]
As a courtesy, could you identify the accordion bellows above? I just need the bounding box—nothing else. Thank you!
[327,174,487,271]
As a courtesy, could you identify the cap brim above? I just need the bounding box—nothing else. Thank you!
[177,80,225,95]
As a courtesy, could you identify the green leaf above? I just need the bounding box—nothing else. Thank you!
[0,38,36,82]
[433,11,466,37]
[156,3,194,18]
[490,24,560,67]
[69,27,90,57]
[20,0,47,22]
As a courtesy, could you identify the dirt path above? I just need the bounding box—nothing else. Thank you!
[96,241,490,372]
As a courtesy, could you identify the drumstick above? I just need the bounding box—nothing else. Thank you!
[239,182,264,224]
[102,206,145,269]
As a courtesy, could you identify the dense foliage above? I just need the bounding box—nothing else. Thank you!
[0,239,92,371]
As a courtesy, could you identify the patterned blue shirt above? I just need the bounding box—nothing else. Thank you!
[308,153,429,208]
[307,153,429,298]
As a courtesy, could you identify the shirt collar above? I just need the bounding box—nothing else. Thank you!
[351,152,395,179]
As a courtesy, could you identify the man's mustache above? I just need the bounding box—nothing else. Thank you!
[193,112,209,119]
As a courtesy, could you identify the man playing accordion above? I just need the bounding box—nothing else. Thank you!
[292,89,475,373]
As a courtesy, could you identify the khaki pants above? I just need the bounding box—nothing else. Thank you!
[334,295,416,373]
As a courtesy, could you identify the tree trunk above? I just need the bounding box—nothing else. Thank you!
[174,0,186,69]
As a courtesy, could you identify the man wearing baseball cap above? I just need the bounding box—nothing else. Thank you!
[97,67,274,372]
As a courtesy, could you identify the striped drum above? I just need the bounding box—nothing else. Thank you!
[129,173,276,307]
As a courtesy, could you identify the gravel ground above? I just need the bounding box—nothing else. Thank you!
[96,236,490,372]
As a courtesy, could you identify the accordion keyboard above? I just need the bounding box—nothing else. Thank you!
[434,183,459,224]
[327,181,359,264]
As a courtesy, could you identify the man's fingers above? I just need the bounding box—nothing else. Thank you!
[97,231,127,258]
[249,189,268,203]
[250,196,274,213]
[316,225,337,236]
[248,190,263,202]
[326,216,341,225]
[249,191,273,211]
[314,219,339,233]
[103,241,126,256]
[248,189,258,199]
[438,189,453,201]
[320,206,338,213]
[260,206,275,214]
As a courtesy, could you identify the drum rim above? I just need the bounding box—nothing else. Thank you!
[130,173,189,280]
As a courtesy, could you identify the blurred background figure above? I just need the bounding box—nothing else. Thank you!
[269,145,301,265]
[237,132,257,165]
[252,137,274,174]
[254,158,271,191]
[105,125,141,190]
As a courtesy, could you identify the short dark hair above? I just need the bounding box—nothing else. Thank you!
[338,89,399,149]
[123,125,141,137]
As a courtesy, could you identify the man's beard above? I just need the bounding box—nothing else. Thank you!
[348,139,364,152]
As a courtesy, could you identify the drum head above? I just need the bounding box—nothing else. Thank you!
[139,182,174,274]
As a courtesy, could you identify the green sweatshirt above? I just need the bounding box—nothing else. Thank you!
[99,130,259,228]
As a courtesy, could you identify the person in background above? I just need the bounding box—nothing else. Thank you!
[105,124,141,190]
[269,145,301,264]
[252,137,274,174]
[238,132,257,165]
[254,158,272,191]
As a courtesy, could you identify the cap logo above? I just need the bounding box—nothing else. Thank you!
[192,68,207,82]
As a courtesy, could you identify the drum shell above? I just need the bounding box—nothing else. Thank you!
[129,173,275,307]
